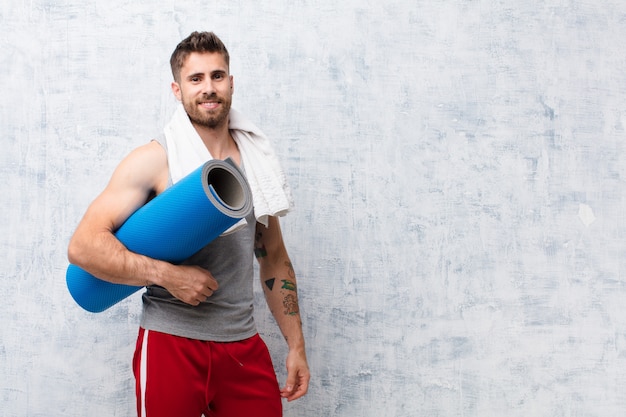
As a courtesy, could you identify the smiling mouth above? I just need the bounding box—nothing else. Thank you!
[199,101,220,110]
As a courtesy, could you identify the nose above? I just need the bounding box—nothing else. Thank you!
[201,79,217,96]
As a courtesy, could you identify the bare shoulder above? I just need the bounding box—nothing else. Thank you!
[80,140,168,232]
[113,140,168,194]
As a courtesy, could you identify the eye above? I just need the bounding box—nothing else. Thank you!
[212,72,226,80]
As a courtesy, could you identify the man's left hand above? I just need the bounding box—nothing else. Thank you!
[280,348,310,401]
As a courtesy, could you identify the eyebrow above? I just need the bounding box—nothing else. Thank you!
[186,69,228,80]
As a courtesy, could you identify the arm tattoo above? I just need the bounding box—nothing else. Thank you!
[281,279,297,291]
[283,294,299,316]
[254,245,267,258]
[285,261,295,279]
[264,278,276,291]
[254,232,267,258]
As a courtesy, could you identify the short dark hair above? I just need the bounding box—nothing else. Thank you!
[170,31,230,82]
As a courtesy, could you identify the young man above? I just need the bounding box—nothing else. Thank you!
[68,31,309,417]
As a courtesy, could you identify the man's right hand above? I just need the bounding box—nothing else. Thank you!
[161,264,219,306]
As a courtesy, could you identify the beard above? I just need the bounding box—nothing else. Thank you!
[182,92,232,129]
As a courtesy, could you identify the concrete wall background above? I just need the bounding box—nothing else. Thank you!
[2,1,626,416]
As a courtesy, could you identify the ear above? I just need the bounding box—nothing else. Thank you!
[230,75,234,94]
[171,81,182,101]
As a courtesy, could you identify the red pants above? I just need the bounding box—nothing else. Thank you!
[133,328,282,417]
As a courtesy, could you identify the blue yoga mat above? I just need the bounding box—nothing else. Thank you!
[66,158,253,313]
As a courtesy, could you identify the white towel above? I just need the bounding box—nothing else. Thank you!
[163,104,294,228]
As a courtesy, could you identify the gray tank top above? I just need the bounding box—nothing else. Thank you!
[139,138,257,342]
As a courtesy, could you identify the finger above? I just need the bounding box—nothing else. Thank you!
[280,369,309,401]
[207,278,219,291]
[282,380,308,401]
[192,287,212,304]
[280,371,297,397]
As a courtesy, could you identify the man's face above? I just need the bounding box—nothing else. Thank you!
[172,52,233,129]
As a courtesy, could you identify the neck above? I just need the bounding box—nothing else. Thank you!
[192,120,239,162]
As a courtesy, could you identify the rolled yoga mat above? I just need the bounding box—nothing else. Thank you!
[66,158,253,313]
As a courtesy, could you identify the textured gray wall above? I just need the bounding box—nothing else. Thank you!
[2,1,626,416]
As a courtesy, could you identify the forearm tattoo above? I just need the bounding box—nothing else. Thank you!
[256,232,300,317]
[281,278,299,316]
[265,277,300,316]
[286,261,295,278]
[264,278,275,290]
[283,294,299,316]
[265,262,300,316]
[281,279,297,291]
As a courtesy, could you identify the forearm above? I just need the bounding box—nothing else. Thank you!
[68,229,169,287]
[260,256,310,400]
[259,258,306,351]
